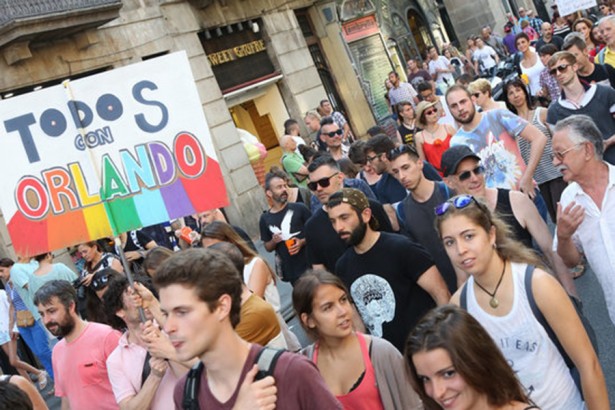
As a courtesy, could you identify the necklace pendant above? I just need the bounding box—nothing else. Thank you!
[490,297,499,309]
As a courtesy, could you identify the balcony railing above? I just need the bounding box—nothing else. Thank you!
[0,0,122,48]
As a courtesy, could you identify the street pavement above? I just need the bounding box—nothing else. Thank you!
[44,241,615,409]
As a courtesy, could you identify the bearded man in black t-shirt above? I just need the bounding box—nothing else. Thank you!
[329,188,450,351]
[259,172,311,284]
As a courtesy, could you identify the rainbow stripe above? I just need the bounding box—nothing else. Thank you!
[8,156,228,256]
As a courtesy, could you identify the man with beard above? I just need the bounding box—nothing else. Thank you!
[446,85,547,198]
[304,154,393,272]
[330,188,450,352]
[388,145,461,292]
[259,172,311,284]
[440,145,578,297]
[34,280,121,410]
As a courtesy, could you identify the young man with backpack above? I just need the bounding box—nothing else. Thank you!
[155,248,341,410]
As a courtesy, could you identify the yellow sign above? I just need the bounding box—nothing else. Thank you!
[207,40,266,66]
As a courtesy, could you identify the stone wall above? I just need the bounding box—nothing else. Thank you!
[0,0,326,252]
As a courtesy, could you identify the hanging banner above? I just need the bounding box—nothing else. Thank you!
[0,51,228,256]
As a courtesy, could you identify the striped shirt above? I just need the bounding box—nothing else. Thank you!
[5,281,28,312]
[517,107,561,185]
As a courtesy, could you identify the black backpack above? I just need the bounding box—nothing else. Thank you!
[182,347,285,410]
[460,264,598,397]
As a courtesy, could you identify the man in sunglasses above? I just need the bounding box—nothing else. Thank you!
[329,188,450,352]
[388,145,461,293]
[546,51,615,165]
[446,85,547,199]
[319,99,353,143]
[319,117,349,161]
[304,154,393,272]
[440,145,578,297]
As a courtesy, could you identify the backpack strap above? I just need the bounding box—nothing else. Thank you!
[254,347,285,380]
[141,351,152,386]
[181,348,284,409]
[182,361,204,410]
[524,265,572,367]
[459,280,468,310]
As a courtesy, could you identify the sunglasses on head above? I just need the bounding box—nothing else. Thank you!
[457,165,485,181]
[91,274,111,291]
[434,194,483,216]
[325,129,343,138]
[307,172,339,191]
[388,144,418,160]
[549,64,570,76]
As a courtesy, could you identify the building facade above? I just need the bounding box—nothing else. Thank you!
[0,0,390,256]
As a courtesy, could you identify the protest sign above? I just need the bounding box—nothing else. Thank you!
[556,0,597,16]
[0,51,228,256]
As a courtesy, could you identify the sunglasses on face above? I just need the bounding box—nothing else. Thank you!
[91,274,111,291]
[325,129,343,138]
[307,172,339,191]
[434,194,482,216]
[549,64,570,76]
[472,92,481,98]
[424,108,438,116]
[458,165,485,181]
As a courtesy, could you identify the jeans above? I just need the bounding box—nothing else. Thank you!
[532,189,550,224]
[18,319,54,379]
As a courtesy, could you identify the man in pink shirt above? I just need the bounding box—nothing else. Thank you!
[35,280,121,410]
[103,276,187,410]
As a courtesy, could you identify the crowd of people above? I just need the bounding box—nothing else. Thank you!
[1,3,615,410]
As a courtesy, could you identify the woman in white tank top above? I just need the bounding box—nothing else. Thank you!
[434,194,608,409]
[516,33,545,96]
[200,221,281,312]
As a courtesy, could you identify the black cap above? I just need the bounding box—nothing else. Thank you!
[441,145,481,177]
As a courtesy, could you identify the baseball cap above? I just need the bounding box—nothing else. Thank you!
[441,145,481,177]
[328,188,379,230]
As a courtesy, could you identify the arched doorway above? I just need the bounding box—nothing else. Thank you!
[407,9,432,59]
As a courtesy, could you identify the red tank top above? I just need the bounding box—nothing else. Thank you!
[313,333,384,410]
[422,133,452,176]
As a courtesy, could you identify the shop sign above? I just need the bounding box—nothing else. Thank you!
[342,15,379,42]
[201,21,277,93]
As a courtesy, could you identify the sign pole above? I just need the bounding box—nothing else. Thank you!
[114,237,147,323]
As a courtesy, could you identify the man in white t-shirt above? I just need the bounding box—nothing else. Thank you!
[473,38,499,76]
[427,46,455,91]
